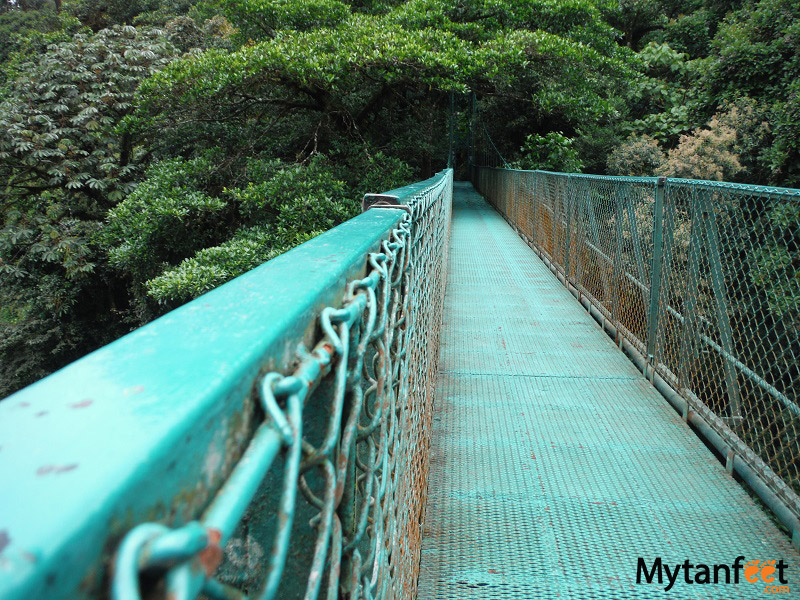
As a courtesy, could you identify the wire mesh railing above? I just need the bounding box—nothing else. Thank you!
[0,170,452,600]
[474,166,800,534]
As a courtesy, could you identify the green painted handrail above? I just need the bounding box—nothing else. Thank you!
[0,169,453,600]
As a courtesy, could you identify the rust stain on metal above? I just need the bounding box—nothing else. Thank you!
[199,528,223,576]
[36,464,78,476]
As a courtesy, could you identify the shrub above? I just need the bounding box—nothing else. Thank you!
[660,111,742,181]
[607,134,665,176]
[514,132,583,173]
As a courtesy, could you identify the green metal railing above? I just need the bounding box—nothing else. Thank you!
[474,166,800,539]
[0,170,452,600]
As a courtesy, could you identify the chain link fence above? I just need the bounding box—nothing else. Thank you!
[475,166,800,528]
[111,171,452,600]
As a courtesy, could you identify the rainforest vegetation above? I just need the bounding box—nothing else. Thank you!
[1,0,799,396]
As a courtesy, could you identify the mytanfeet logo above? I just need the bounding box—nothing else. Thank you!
[637,556,790,594]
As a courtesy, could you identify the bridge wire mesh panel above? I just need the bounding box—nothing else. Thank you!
[475,166,800,534]
[111,172,452,600]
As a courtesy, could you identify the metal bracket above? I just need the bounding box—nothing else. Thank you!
[721,415,745,429]
[361,194,411,214]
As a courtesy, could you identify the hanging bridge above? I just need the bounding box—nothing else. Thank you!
[1,167,800,599]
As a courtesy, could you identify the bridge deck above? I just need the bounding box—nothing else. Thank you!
[417,183,799,598]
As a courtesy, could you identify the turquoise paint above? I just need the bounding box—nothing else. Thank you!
[418,182,800,598]
[0,207,405,599]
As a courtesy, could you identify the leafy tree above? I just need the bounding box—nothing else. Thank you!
[696,0,800,185]
[143,158,356,304]
[66,0,198,30]
[197,0,351,42]
[104,154,359,312]
[601,0,666,50]
[624,42,700,143]
[514,132,584,173]
[11,0,800,399]
[0,25,178,396]
[652,9,713,57]
[0,26,176,209]
[0,1,81,88]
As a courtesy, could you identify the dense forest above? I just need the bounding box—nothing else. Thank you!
[1,0,798,397]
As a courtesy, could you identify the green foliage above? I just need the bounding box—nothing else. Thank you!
[601,0,666,49]
[6,0,800,399]
[145,226,316,303]
[231,157,353,225]
[198,0,351,42]
[0,25,179,395]
[66,0,198,30]
[625,42,698,142]
[705,0,800,101]
[750,203,800,316]
[102,153,357,312]
[514,132,583,173]
[144,157,356,305]
[0,199,117,398]
[654,9,713,56]
[764,80,800,187]
[0,2,61,64]
[599,0,800,186]
[104,153,228,281]
[692,0,800,185]
[0,7,84,88]
[134,0,632,175]
[335,151,414,198]
[0,26,177,209]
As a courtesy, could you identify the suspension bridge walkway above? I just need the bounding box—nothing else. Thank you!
[418,182,799,598]
[1,169,800,600]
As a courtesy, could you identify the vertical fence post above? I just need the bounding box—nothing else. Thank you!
[564,175,573,281]
[646,177,666,370]
[515,171,520,234]
[549,176,558,261]
[531,172,538,246]
[612,187,625,344]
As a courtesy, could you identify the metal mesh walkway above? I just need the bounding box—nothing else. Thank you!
[417,183,799,598]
